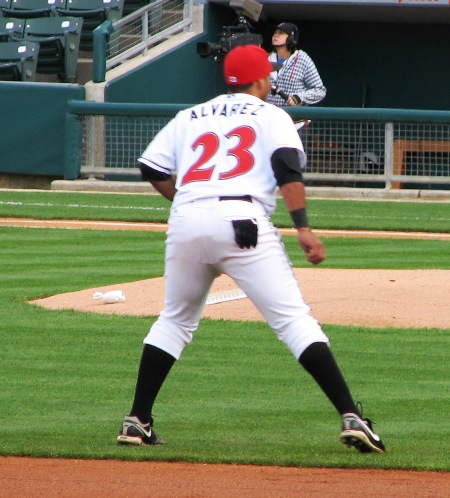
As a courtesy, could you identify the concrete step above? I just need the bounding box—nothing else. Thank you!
[49,180,450,201]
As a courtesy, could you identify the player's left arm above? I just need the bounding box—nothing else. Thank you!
[150,178,177,202]
[271,148,325,265]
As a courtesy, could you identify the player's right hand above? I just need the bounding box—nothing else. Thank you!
[297,228,326,265]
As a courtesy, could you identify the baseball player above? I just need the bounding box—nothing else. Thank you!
[117,45,385,454]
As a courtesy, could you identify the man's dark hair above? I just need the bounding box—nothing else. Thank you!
[227,82,253,93]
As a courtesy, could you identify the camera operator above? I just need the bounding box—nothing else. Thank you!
[267,22,326,160]
[267,22,326,107]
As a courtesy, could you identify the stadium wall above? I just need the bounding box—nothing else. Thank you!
[0,83,85,179]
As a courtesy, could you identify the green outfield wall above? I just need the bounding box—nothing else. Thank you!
[0,82,85,177]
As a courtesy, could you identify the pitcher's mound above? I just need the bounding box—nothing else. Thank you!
[31,269,450,329]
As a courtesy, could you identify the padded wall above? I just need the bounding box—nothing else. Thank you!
[0,82,85,176]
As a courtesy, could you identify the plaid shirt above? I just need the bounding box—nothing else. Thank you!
[267,50,326,107]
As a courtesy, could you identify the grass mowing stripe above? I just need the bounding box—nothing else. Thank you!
[0,227,167,299]
[286,236,450,269]
[0,200,168,212]
[0,199,447,223]
[1,227,449,280]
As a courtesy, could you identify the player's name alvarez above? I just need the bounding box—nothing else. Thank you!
[190,101,265,120]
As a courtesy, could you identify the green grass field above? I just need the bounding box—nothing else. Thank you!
[0,191,449,471]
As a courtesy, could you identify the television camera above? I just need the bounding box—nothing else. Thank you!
[196,0,265,61]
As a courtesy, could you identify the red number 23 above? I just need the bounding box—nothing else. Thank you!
[181,126,256,186]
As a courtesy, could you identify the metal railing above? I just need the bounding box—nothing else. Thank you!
[64,101,450,191]
[92,0,193,81]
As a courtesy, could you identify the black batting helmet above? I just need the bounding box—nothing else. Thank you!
[276,22,299,52]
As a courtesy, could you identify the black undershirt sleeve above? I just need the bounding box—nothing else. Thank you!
[271,148,304,186]
[140,163,172,182]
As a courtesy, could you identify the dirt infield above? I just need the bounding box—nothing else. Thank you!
[2,457,449,498]
[5,219,450,496]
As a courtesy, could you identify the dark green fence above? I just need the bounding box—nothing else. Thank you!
[65,101,450,191]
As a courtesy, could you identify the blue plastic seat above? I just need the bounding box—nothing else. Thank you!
[22,15,83,82]
[0,40,39,81]
[57,0,124,51]
[0,0,12,13]
[0,17,24,40]
[1,0,65,18]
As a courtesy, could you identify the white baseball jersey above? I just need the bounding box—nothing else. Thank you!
[139,93,305,214]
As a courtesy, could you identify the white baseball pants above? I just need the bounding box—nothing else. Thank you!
[144,197,329,360]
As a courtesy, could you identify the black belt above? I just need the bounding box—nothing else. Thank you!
[219,195,252,203]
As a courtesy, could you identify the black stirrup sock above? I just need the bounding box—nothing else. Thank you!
[298,342,360,417]
[129,344,176,424]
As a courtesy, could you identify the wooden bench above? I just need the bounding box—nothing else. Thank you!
[392,139,450,188]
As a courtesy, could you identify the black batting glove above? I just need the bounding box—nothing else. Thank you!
[232,219,258,249]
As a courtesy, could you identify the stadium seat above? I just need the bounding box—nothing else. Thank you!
[0,0,11,17]
[1,0,65,19]
[21,16,82,82]
[0,40,38,81]
[0,17,24,40]
[57,0,124,51]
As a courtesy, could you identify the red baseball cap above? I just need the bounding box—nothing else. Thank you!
[224,44,281,85]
